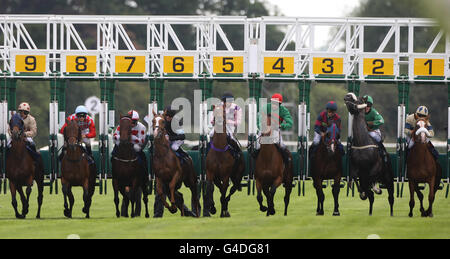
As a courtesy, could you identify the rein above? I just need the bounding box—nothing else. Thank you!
[210,141,230,152]
[351,145,378,150]
[112,155,138,163]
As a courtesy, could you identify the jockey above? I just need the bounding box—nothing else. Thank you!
[60,105,96,158]
[208,92,243,160]
[163,106,189,164]
[405,105,439,160]
[112,110,147,167]
[309,101,344,158]
[363,95,388,162]
[9,102,42,169]
[255,93,293,167]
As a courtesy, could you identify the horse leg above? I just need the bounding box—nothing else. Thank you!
[62,182,72,218]
[262,185,271,217]
[67,185,75,218]
[120,187,130,218]
[332,178,341,216]
[220,178,230,218]
[426,179,436,217]
[313,178,324,216]
[17,186,29,218]
[142,183,150,218]
[113,179,120,218]
[283,179,292,216]
[408,180,416,217]
[204,180,216,216]
[414,182,426,217]
[35,175,44,219]
[9,182,23,219]
[156,178,174,214]
[168,173,180,214]
[82,185,92,219]
[256,178,267,212]
[368,190,375,216]
[174,191,186,217]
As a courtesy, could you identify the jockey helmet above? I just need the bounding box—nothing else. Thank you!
[164,106,176,117]
[128,110,139,121]
[271,93,283,103]
[18,102,30,112]
[416,106,429,117]
[363,95,373,106]
[326,101,337,111]
[75,105,88,115]
[221,92,234,102]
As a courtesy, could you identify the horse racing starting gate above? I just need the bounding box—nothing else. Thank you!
[0,15,449,198]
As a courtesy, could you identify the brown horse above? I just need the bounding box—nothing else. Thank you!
[61,119,96,218]
[406,118,442,217]
[152,111,200,217]
[111,115,149,218]
[255,113,293,216]
[310,122,343,216]
[204,105,245,217]
[6,113,44,219]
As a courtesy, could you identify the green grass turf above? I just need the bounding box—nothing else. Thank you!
[0,180,449,239]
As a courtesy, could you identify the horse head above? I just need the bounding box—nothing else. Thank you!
[64,119,81,151]
[322,122,340,155]
[152,111,167,139]
[119,115,133,145]
[9,113,24,141]
[413,118,431,144]
[344,93,367,115]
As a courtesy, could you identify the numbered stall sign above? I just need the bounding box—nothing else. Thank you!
[114,55,146,74]
[264,57,295,74]
[163,55,195,74]
[312,57,344,75]
[65,54,98,73]
[212,56,244,74]
[14,54,47,73]
[413,58,445,77]
[362,57,395,77]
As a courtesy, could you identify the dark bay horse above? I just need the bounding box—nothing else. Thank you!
[111,115,149,218]
[255,113,293,216]
[61,119,96,218]
[407,118,442,217]
[152,111,200,217]
[6,113,44,219]
[344,93,394,216]
[310,123,343,216]
[204,105,245,217]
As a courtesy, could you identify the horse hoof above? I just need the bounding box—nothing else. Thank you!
[269,209,276,216]
[260,206,268,212]
[64,209,72,218]
[360,192,367,200]
[145,213,150,218]
[82,207,88,214]
[210,206,217,215]
[169,207,177,214]
[428,212,434,218]
[333,211,340,216]
[221,211,230,218]
[316,211,324,216]
[408,213,413,217]
[116,211,120,218]
[16,214,25,219]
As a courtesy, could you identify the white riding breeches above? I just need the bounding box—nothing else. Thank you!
[369,129,382,143]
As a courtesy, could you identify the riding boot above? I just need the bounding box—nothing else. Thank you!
[308,144,318,161]
[376,142,388,163]
[85,145,93,157]
[176,148,189,165]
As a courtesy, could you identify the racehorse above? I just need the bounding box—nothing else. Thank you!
[6,113,44,219]
[310,122,343,216]
[255,113,293,216]
[61,119,96,218]
[111,115,149,218]
[344,93,394,216]
[204,105,245,217]
[152,111,200,217]
[406,118,442,217]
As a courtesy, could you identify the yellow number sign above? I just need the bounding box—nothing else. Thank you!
[312,57,344,75]
[213,56,244,74]
[264,57,294,74]
[15,55,46,73]
[163,56,194,74]
[363,58,394,76]
[115,56,146,73]
[66,55,97,73]
[414,58,445,77]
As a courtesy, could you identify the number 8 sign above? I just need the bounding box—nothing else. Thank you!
[63,52,98,73]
